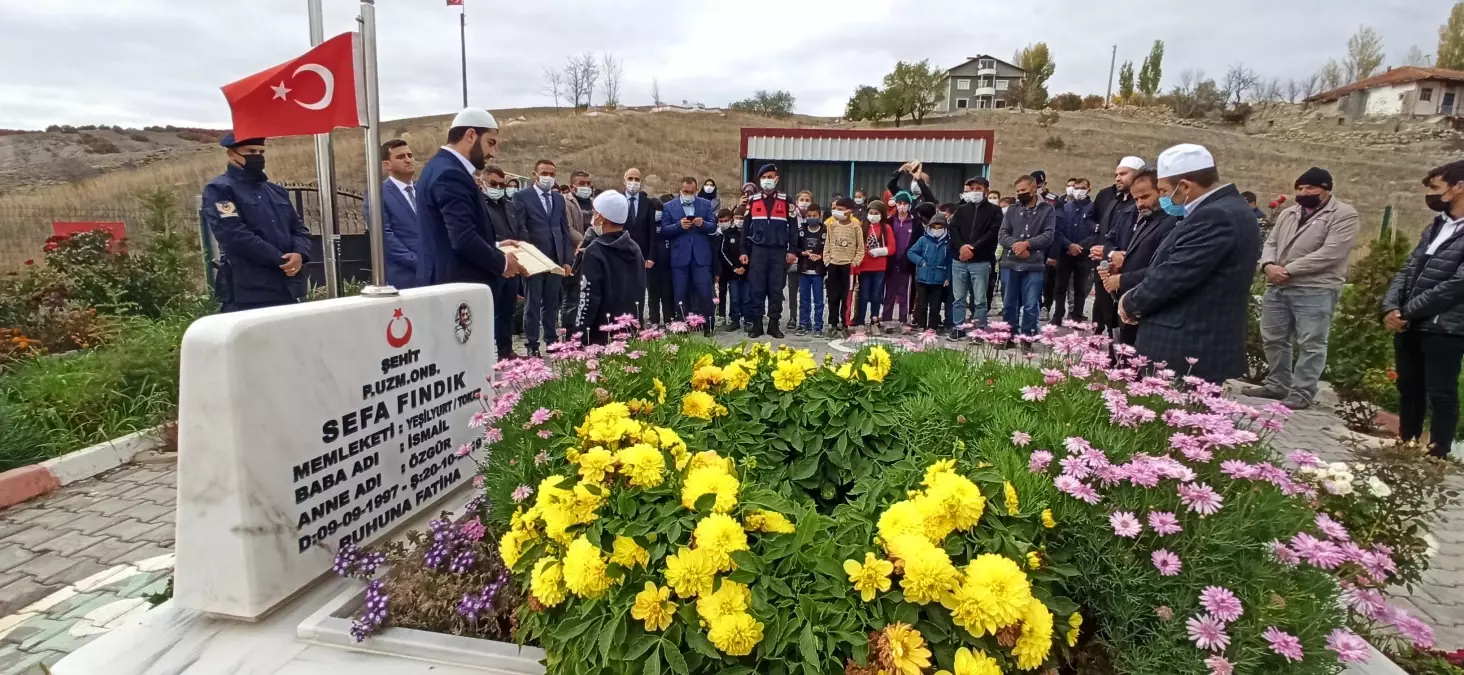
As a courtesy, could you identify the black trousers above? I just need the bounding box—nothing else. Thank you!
[746,246,788,325]
[494,278,519,357]
[914,283,948,329]
[826,264,852,328]
[1093,286,1119,337]
[646,264,674,324]
[1042,263,1057,312]
[1395,330,1464,457]
[1052,254,1092,324]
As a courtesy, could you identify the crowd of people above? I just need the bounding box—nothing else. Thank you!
[201,107,1464,458]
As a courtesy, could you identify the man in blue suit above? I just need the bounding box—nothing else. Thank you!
[415,108,524,298]
[376,139,421,289]
[660,177,718,329]
[511,158,574,357]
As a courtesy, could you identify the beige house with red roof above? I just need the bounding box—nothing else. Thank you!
[1306,66,1464,119]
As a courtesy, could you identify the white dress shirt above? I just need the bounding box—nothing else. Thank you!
[1426,215,1463,256]
[439,145,476,176]
[388,176,415,211]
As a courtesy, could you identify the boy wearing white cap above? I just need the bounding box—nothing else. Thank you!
[576,190,646,345]
[1117,144,1261,384]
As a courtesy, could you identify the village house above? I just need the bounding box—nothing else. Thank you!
[935,55,1027,112]
[1306,66,1464,119]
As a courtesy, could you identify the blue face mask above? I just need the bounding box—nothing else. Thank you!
[1159,195,1186,217]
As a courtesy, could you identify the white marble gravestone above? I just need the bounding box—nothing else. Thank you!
[174,284,495,620]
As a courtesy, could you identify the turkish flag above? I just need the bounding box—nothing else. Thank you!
[221,32,364,140]
[446,0,463,5]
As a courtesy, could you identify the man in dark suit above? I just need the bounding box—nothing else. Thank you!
[1097,169,1180,346]
[511,158,574,357]
[621,167,663,323]
[1119,144,1261,384]
[376,139,421,289]
[1088,156,1145,336]
[660,176,719,328]
[480,165,525,359]
[415,107,524,296]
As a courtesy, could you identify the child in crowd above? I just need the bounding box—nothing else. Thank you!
[786,191,815,329]
[822,198,866,339]
[577,191,646,345]
[853,198,895,334]
[907,212,953,332]
[797,203,828,336]
[719,207,747,332]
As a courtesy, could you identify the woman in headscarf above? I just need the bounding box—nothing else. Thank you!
[701,178,721,214]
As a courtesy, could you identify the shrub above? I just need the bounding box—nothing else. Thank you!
[1220,103,1254,125]
[129,133,150,143]
[1043,136,1067,151]
[1081,95,1106,110]
[1051,93,1084,112]
[78,133,121,154]
[1328,233,1410,429]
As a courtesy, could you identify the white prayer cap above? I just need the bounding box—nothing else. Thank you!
[450,107,498,130]
[1117,156,1146,171]
[593,191,629,225]
[1156,144,1215,179]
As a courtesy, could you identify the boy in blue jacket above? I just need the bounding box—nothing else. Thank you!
[907,212,953,332]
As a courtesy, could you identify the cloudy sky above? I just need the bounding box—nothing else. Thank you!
[0,0,1445,130]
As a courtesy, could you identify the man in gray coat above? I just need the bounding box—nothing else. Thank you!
[1245,167,1360,409]
[998,175,1056,339]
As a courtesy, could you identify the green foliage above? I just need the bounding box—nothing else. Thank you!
[728,91,796,118]
[1138,41,1165,97]
[843,85,885,124]
[1440,2,1464,71]
[1118,61,1136,102]
[1344,26,1386,83]
[879,60,945,125]
[1327,234,1411,428]
[1051,93,1083,112]
[1012,43,1056,109]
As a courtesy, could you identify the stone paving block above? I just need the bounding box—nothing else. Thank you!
[101,467,145,483]
[56,513,125,536]
[0,549,36,577]
[155,509,176,526]
[131,577,171,601]
[44,493,101,512]
[0,646,28,672]
[95,518,158,541]
[139,523,174,547]
[114,543,171,567]
[0,529,62,550]
[113,484,154,501]
[114,501,170,524]
[8,617,70,651]
[31,531,105,558]
[11,554,83,585]
[110,569,168,599]
[34,624,98,654]
[0,578,57,618]
[76,538,145,565]
[41,559,109,587]
[56,593,120,622]
[133,485,175,505]
[0,649,45,675]
[6,509,80,532]
[144,470,177,487]
[76,497,145,518]
[123,470,169,485]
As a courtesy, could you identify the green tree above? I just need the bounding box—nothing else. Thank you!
[1137,40,1165,97]
[1012,43,1056,109]
[1439,1,1464,70]
[729,90,796,117]
[880,60,945,125]
[1050,93,1083,111]
[844,85,884,122]
[1344,26,1386,82]
[880,85,911,127]
[1117,61,1136,102]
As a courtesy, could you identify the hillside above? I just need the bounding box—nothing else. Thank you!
[0,105,1453,270]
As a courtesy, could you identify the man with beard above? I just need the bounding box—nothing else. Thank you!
[415,108,525,299]
[1097,169,1180,346]
[479,165,526,359]
[1088,156,1146,335]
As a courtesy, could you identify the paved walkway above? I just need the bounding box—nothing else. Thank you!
[0,340,1458,673]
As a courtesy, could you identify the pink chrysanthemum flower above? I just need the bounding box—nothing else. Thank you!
[454,443,474,458]
[1148,511,1182,536]
[1151,549,1181,576]
[1110,512,1142,538]
[1021,386,1049,402]
[528,407,553,427]
[1391,608,1436,649]
[511,484,533,503]
[1205,655,1234,675]
[1286,450,1323,468]
[1199,586,1243,623]
[1326,629,1370,663]
[1290,532,1347,569]
[1029,450,1054,474]
[1186,614,1230,652]
[1270,540,1301,567]
[1314,513,1351,541]
[1178,482,1224,516]
[537,429,553,439]
[1263,626,1304,662]
[1012,430,1032,447]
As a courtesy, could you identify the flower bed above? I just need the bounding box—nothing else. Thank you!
[338,322,1449,675]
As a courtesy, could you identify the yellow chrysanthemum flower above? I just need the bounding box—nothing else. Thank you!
[1067,611,1082,646]
[772,360,807,391]
[576,402,629,436]
[696,579,750,622]
[1013,598,1055,670]
[682,391,724,420]
[652,378,667,404]
[499,529,528,569]
[681,466,740,513]
[530,557,566,607]
[663,546,717,598]
[881,623,931,675]
[721,361,752,392]
[1026,551,1042,570]
[1069,612,1083,629]
[861,346,892,382]
[688,450,735,473]
[575,447,616,483]
[692,364,726,391]
[562,535,611,599]
[692,513,749,572]
[899,540,961,605]
[877,500,928,544]
[1004,481,1020,515]
[933,647,1004,675]
[923,471,986,532]
[843,552,894,602]
[1041,509,1056,529]
[923,459,957,487]
[630,582,675,632]
[834,362,856,379]
[942,553,1035,638]
[610,535,650,568]
[694,354,715,369]
[707,612,763,656]
[743,510,796,534]
[615,443,666,487]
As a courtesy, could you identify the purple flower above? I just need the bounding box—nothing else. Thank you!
[459,518,486,542]
[1186,614,1230,652]
[1204,656,1234,675]
[1021,386,1049,402]
[1263,626,1304,662]
[1290,532,1347,569]
[511,484,534,503]
[529,407,553,427]
[1270,540,1301,567]
[449,548,476,574]
[1151,549,1182,576]
[1177,482,1224,516]
[1028,450,1053,473]
[1148,511,1182,536]
[1110,511,1142,538]
[1286,450,1323,469]
[1199,586,1243,623]
[351,580,390,642]
[1326,629,1370,663]
[1342,586,1388,620]
[1391,608,1436,649]
[1314,513,1350,541]
[1012,430,1032,447]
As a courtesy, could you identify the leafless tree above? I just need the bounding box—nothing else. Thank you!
[600,53,623,109]
[579,52,601,109]
[1401,45,1432,67]
[651,77,663,106]
[1300,72,1322,99]
[1222,62,1260,105]
[1319,60,1345,91]
[1256,77,1283,104]
[562,53,601,111]
[542,67,565,111]
[1285,78,1303,103]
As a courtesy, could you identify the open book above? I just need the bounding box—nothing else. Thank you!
[498,241,567,276]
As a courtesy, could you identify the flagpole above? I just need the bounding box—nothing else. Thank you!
[307,0,341,299]
[358,0,397,297]
[459,4,468,107]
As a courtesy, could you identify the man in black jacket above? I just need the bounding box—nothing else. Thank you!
[577,191,646,345]
[1119,145,1260,384]
[620,168,670,323]
[1383,159,1464,458]
[1097,170,1179,346]
[481,166,526,359]
[1089,156,1146,336]
[948,177,1003,337]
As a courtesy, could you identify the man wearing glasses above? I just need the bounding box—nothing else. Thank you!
[479,165,526,360]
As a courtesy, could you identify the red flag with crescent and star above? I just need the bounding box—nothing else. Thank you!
[220,32,364,140]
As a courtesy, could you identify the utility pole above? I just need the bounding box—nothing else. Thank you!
[307,0,340,298]
[1104,45,1117,109]
[459,4,468,107]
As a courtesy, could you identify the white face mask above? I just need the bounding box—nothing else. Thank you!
[930,227,947,239]
[484,187,505,200]
[962,191,983,203]
[1074,189,1090,200]
[537,175,555,190]
[854,197,865,205]
[797,201,811,211]
[625,180,641,194]
[1066,186,1076,197]
[703,185,715,194]
[759,178,777,190]
[732,219,743,228]
[832,209,848,221]
[868,213,883,223]
[681,193,695,204]
[987,196,999,204]
[576,186,592,199]
[506,187,519,198]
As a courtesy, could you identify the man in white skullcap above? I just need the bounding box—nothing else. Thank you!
[414,107,524,293]
[1088,155,1148,335]
[575,190,647,345]
[1117,143,1262,384]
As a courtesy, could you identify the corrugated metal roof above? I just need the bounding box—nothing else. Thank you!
[746,135,988,165]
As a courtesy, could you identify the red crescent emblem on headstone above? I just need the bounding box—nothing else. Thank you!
[386,308,413,348]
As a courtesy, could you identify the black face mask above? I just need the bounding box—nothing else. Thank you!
[1295,194,1322,210]
[1426,194,1451,213]
[1017,192,1036,206]
[241,154,267,180]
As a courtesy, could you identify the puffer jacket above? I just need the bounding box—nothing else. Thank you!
[1382,214,1464,336]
